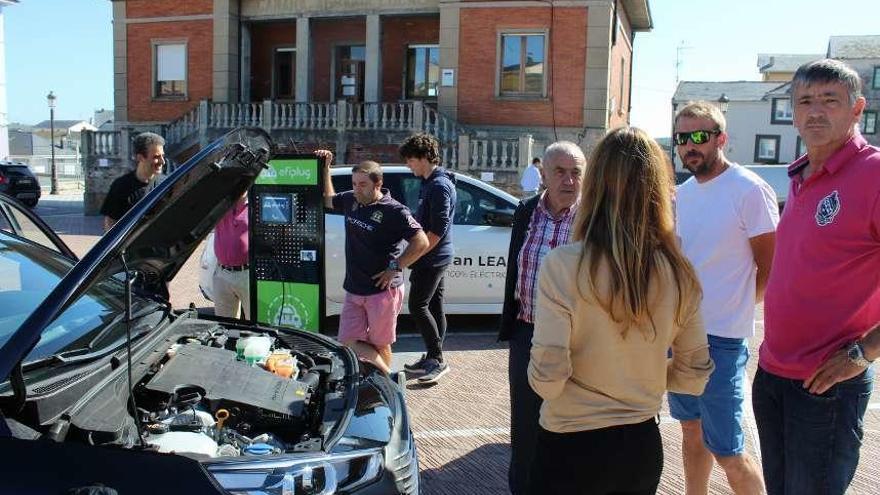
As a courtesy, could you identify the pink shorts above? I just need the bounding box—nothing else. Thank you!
[338,286,405,347]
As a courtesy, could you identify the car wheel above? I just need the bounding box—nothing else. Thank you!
[24,199,38,208]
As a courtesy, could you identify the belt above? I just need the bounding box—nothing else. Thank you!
[220,264,249,272]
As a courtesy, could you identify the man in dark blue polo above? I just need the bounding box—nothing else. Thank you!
[318,150,428,373]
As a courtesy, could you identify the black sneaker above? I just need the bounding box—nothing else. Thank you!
[404,354,429,374]
[418,359,450,384]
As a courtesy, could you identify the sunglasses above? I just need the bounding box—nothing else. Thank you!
[674,129,721,146]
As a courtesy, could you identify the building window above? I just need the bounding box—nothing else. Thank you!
[796,136,807,159]
[154,42,187,98]
[405,45,439,99]
[771,98,792,124]
[273,47,296,100]
[498,32,546,97]
[873,66,880,89]
[755,135,781,164]
[860,111,877,134]
[335,45,366,102]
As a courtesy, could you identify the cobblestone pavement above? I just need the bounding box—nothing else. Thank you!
[36,194,880,495]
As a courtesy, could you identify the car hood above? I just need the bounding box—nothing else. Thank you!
[0,128,273,379]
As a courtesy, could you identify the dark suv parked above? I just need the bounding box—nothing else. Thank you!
[0,161,41,207]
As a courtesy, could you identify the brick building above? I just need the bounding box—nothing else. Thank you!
[84,0,652,213]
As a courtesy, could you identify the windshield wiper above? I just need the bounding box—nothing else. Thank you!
[22,317,159,371]
[86,304,164,350]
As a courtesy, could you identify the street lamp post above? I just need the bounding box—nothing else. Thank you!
[718,93,730,114]
[47,91,58,195]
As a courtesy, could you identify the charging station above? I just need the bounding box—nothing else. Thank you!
[248,154,324,332]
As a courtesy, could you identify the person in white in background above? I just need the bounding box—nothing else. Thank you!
[520,157,542,197]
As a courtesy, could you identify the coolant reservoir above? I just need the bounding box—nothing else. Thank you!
[243,336,272,365]
[145,431,219,458]
[235,336,253,359]
[265,351,299,379]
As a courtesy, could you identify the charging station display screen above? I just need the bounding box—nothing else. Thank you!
[260,194,292,224]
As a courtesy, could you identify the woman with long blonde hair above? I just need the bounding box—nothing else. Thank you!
[527,127,714,495]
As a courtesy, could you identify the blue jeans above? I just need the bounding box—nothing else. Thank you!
[752,366,874,495]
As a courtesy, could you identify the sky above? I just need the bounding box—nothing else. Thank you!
[4,0,113,126]
[2,0,879,135]
[630,0,880,137]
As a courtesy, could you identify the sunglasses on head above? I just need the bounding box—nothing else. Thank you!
[674,129,721,146]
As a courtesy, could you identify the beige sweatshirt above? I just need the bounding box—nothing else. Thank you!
[528,242,714,433]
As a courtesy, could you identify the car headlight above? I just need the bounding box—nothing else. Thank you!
[208,448,383,495]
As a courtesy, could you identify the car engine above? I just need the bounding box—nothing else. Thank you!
[132,325,345,460]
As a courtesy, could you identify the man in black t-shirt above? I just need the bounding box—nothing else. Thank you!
[317,150,429,373]
[100,132,166,231]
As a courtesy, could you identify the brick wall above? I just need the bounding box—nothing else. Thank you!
[126,0,212,18]
[608,9,633,128]
[381,15,440,102]
[127,20,213,122]
[311,18,366,102]
[250,22,298,101]
[457,7,587,128]
[346,143,401,165]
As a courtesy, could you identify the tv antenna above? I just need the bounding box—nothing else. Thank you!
[675,41,693,85]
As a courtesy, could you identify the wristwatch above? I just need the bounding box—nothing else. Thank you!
[387,259,401,272]
[846,341,873,368]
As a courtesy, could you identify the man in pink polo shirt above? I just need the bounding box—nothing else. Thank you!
[754,59,880,495]
[213,192,250,319]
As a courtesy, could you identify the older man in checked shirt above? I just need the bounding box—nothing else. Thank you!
[499,141,586,495]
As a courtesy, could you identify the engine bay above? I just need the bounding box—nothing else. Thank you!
[4,315,357,462]
[132,324,349,460]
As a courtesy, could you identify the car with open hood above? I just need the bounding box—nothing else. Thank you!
[0,129,419,494]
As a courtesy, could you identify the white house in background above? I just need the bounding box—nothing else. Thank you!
[0,1,20,160]
[827,35,880,148]
[757,53,822,82]
[11,120,96,177]
[93,108,114,130]
[671,81,803,170]
[30,119,97,154]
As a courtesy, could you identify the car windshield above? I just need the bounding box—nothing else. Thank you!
[0,232,161,365]
[2,166,33,177]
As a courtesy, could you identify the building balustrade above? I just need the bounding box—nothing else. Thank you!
[82,100,533,174]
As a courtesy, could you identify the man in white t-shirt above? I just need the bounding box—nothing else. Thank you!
[520,157,542,197]
[670,101,779,495]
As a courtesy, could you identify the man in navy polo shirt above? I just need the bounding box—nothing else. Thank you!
[318,150,429,373]
[399,133,457,384]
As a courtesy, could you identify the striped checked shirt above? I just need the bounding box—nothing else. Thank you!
[515,194,579,323]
